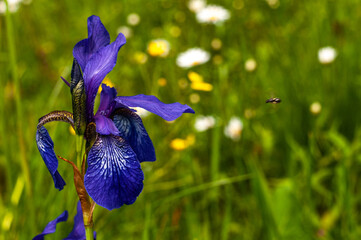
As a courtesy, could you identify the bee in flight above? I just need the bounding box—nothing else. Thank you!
[266,98,281,104]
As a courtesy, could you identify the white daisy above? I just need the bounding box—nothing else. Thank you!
[196,5,230,24]
[127,13,140,26]
[310,102,322,115]
[224,117,243,141]
[117,26,133,39]
[194,115,216,132]
[176,48,210,68]
[265,0,280,9]
[318,46,337,64]
[245,58,257,72]
[0,0,23,14]
[188,0,206,13]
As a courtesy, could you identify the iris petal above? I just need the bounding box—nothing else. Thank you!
[113,108,156,163]
[115,94,195,121]
[64,201,96,240]
[94,115,120,135]
[84,135,144,210]
[36,126,66,190]
[83,33,126,121]
[96,84,117,116]
[73,15,111,71]
[33,211,68,240]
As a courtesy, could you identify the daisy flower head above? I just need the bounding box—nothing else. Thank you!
[245,58,257,72]
[318,46,337,64]
[266,0,280,9]
[194,115,216,132]
[0,0,23,14]
[196,5,230,24]
[188,0,206,13]
[117,26,133,38]
[224,117,243,141]
[310,101,322,115]
[176,48,210,68]
[127,13,140,26]
[147,39,170,57]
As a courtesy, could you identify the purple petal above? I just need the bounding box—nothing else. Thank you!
[83,33,126,121]
[33,211,68,240]
[113,108,156,162]
[36,126,66,190]
[84,135,144,210]
[96,84,117,117]
[73,15,111,71]
[64,201,96,240]
[115,94,195,121]
[94,115,120,135]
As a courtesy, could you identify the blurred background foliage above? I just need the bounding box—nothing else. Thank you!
[1,0,361,239]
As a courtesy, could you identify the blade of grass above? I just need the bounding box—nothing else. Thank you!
[162,174,251,204]
[142,203,152,240]
[4,0,32,197]
[249,159,281,240]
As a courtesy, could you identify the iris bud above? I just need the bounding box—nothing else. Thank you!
[70,59,87,135]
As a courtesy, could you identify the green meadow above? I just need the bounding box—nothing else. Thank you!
[2,0,361,239]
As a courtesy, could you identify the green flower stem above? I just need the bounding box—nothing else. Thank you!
[85,225,94,240]
[75,135,85,171]
[83,202,94,240]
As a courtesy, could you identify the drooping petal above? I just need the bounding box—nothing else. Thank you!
[36,126,66,190]
[113,108,156,162]
[115,94,195,121]
[33,211,68,240]
[94,114,120,135]
[64,201,96,240]
[83,33,126,121]
[96,84,117,117]
[84,135,144,210]
[73,15,111,71]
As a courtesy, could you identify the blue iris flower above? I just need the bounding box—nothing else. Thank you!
[33,202,96,240]
[36,15,194,210]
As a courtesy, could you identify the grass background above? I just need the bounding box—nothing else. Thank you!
[2,0,361,239]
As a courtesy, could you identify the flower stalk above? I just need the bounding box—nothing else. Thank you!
[85,225,94,240]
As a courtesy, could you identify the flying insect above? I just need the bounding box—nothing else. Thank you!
[266,98,281,104]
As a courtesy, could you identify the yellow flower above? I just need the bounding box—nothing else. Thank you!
[188,71,203,82]
[98,77,114,94]
[158,78,167,86]
[191,82,213,91]
[170,139,187,151]
[147,39,170,57]
[170,134,195,151]
[187,71,213,91]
